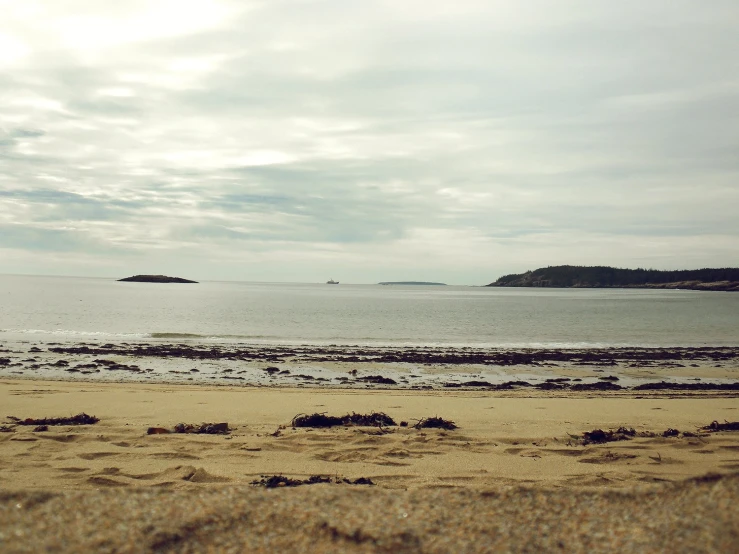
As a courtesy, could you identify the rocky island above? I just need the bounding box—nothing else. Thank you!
[118,275,198,284]
[487,265,739,291]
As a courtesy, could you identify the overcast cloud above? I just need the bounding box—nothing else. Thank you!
[1,0,738,284]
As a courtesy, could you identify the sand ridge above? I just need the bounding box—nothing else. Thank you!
[2,472,739,553]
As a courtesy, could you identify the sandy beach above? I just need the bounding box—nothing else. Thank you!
[1,378,739,552]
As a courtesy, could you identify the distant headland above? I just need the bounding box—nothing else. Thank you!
[487,266,739,292]
[379,281,447,286]
[118,275,198,284]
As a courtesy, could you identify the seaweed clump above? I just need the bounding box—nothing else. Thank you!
[7,413,99,426]
[356,375,397,385]
[251,475,374,488]
[575,427,636,445]
[147,423,231,435]
[700,420,739,432]
[291,412,396,428]
[414,417,457,430]
[173,422,230,435]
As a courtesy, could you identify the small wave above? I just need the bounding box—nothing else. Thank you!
[150,333,206,339]
[148,333,276,340]
[0,328,148,339]
[1,328,733,349]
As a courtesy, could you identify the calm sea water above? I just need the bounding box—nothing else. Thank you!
[1,275,738,348]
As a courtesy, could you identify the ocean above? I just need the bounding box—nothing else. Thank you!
[1,274,738,348]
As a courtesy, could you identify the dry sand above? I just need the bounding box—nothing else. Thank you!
[1,378,738,552]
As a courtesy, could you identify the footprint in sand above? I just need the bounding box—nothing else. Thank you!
[37,434,80,443]
[504,447,526,455]
[78,452,121,460]
[87,476,127,487]
[315,450,372,463]
[547,448,584,457]
[150,452,202,460]
[85,465,230,486]
[578,452,638,464]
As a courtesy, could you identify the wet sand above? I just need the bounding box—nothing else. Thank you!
[1,378,739,552]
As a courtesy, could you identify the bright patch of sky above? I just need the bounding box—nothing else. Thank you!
[1,0,738,284]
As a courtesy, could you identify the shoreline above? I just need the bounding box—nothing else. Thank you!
[2,341,738,392]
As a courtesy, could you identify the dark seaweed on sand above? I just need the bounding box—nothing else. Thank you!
[7,413,99,426]
[569,381,623,391]
[355,375,398,385]
[700,420,739,432]
[251,475,375,488]
[414,417,457,430]
[573,427,635,445]
[291,412,396,428]
[173,422,230,435]
[252,475,330,488]
[143,422,230,435]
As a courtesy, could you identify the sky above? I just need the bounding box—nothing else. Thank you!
[1,1,738,285]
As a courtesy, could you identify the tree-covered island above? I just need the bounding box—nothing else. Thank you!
[487,266,739,291]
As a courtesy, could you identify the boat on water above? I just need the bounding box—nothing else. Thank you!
[326,279,339,284]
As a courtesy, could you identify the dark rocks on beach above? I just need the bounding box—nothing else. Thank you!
[633,381,739,391]
[45,344,739,369]
[356,375,397,385]
[570,381,623,391]
[495,380,534,389]
[535,382,566,390]
[460,380,495,387]
[26,341,739,393]
[118,275,198,283]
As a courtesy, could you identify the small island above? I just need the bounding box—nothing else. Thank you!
[379,281,447,286]
[118,275,198,284]
[486,266,739,291]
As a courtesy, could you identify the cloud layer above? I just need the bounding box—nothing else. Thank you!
[1,0,738,283]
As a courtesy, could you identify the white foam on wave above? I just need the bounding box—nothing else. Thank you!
[0,328,149,339]
[0,328,728,350]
